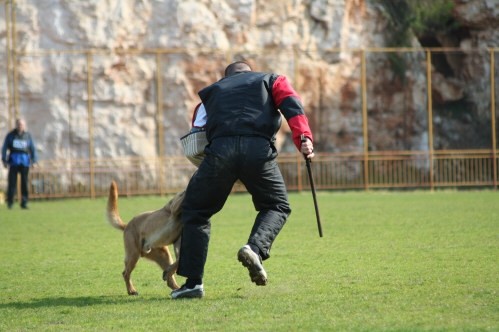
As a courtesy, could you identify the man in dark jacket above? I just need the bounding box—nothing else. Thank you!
[172,61,315,299]
[2,118,38,209]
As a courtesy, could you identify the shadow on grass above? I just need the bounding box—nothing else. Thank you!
[1,292,251,309]
[0,295,161,309]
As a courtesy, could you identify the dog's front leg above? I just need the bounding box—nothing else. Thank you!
[161,237,182,290]
[162,261,179,289]
[146,247,180,290]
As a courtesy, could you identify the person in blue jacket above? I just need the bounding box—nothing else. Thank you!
[2,118,38,209]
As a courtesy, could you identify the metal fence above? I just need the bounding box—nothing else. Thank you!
[3,46,498,198]
[23,148,498,200]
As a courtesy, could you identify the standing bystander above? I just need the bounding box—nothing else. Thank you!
[2,118,38,209]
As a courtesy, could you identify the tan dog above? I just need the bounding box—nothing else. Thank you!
[106,181,184,295]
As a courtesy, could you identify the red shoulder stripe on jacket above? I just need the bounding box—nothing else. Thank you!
[271,75,302,107]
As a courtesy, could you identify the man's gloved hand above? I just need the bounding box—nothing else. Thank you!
[300,136,315,159]
[2,161,8,169]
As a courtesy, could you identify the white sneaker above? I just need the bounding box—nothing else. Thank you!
[237,245,267,286]
[171,284,204,299]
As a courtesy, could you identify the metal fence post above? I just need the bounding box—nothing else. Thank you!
[490,48,497,189]
[361,49,369,190]
[11,0,19,119]
[86,52,95,199]
[426,50,435,190]
[5,0,14,128]
[156,51,165,195]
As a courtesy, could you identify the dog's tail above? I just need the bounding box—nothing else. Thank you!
[106,181,126,231]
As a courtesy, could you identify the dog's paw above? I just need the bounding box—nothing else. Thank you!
[163,270,180,290]
[168,281,180,290]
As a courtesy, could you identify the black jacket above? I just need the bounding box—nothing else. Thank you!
[199,72,282,142]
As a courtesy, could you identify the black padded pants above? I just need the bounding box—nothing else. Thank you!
[177,136,291,279]
[7,165,30,207]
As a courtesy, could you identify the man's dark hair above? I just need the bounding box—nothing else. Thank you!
[224,61,252,77]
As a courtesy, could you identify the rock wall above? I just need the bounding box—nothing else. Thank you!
[0,0,497,163]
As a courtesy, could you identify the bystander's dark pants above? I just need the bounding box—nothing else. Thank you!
[177,136,291,279]
[7,165,30,207]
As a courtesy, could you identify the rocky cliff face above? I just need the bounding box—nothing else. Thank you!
[0,0,497,163]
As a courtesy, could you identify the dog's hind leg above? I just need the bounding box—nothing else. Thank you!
[123,254,140,295]
[123,234,141,295]
[145,247,180,290]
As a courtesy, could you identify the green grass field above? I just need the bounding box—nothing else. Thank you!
[0,190,497,331]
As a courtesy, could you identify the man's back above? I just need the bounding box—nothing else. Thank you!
[199,71,281,142]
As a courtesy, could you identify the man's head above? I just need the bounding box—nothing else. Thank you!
[15,118,25,134]
[224,61,252,77]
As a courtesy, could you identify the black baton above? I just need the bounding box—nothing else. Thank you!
[300,134,323,237]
